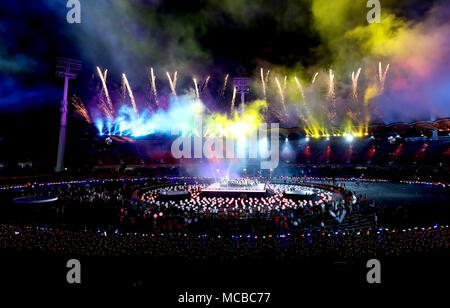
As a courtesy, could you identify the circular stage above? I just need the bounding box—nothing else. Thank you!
[142,181,339,216]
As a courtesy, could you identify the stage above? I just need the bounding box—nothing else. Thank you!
[201,182,268,198]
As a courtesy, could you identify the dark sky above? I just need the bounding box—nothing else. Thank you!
[1,0,441,111]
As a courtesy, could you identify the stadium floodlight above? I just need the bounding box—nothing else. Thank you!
[233,77,250,114]
[345,134,354,142]
[55,57,82,172]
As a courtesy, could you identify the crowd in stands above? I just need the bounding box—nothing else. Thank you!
[0,223,447,259]
[0,175,447,260]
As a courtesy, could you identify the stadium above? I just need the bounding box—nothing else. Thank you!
[0,0,449,296]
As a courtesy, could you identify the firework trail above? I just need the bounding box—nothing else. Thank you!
[173,71,178,89]
[150,67,159,108]
[230,86,237,113]
[264,70,270,84]
[275,77,287,115]
[312,72,319,84]
[193,78,200,100]
[283,75,287,92]
[96,66,113,117]
[260,68,266,101]
[201,76,211,93]
[120,76,127,101]
[378,62,390,93]
[328,69,337,124]
[351,68,362,100]
[328,69,335,97]
[122,73,139,116]
[221,74,229,97]
[294,76,305,101]
[293,76,307,123]
[166,71,177,98]
[71,95,91,123]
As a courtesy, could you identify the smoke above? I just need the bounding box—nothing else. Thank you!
[1,0,449,124]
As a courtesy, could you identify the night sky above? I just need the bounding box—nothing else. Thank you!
[0,0,449,165]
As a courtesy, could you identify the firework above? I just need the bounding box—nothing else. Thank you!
[221,74,229,97]
[351,68,362,100]
[150,67,159,108]
[98,96,113,120]
[193,78,200,100]
[312,72,319,84]
[120,76,127,101]
[294,76,305,101]
[96,66,113,117]
[275,77,287,115]
[260,68,266,101]
[230,86,237,113]
[71,95,91,123]
[201,76,211,93]
[173,71,178,89]
[264,70,270,84]
[328,69,337,124]
[328,69,335,96]
[122,73,139,116]
[166,71,177,98]
[378,62,390,93]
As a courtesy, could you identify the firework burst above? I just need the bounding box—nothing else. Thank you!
[71,95,91,123]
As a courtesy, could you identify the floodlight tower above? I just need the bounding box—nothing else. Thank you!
[55,57,81,172]
[233,77,250,114]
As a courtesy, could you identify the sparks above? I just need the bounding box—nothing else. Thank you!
[150,67,159,108]
[193,77,200,100]
[96,66,113,118]
[167,71,177,98]
[221,74,229,98]
[312,72,319,84]
[122,73,139,116]
[351,68,362,100]
[378,62,390,93]
[230,86,237,113]
[275,77,287,115]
